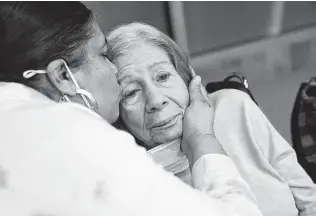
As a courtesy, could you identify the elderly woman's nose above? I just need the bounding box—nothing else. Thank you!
[145,90,169,113]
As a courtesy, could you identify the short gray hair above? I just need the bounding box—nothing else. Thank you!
[106,22,193,86]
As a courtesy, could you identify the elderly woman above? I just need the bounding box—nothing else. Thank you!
[0,2,263,216]
[107,22,316,216]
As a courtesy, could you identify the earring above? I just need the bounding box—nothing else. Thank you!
[59,95,70,103]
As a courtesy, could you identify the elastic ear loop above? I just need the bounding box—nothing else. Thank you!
[22,62,98,110]
[76,88,98,110]
[23,70,47,79]
[61,60,98,110]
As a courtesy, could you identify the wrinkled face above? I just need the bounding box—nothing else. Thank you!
[115,44,189,149]
[72,23,120,123]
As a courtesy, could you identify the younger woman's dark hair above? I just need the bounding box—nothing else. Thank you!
[0,2,95,86]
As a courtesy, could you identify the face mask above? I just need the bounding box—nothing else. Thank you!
[22,60,98,110]
[147,139,189,175]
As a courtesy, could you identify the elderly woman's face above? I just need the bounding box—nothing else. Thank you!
[115,44,189,148]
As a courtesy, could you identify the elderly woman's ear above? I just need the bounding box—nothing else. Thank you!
[46,59,77,97]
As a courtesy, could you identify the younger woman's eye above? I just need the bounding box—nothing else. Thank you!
[156,73,171,82]
[101,53,109,59]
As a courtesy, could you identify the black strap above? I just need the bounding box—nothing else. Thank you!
[205,73,258,105]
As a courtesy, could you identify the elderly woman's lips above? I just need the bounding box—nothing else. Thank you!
[151,114,181,129]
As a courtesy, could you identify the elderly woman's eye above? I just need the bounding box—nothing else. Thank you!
[157,73,171,82]
[125,89,139,98]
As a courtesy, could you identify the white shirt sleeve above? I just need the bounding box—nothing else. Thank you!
[63,106,263,216]
[192,154,260,216]
[0,104,263,216]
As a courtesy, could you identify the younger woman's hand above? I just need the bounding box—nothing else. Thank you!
[181,76,225,166]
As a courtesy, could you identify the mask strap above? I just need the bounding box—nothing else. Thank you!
[60,60,98,110]
[22,60,98,111]
[61,60,80,89]
[75,88,98,110]
[22,70,47,79]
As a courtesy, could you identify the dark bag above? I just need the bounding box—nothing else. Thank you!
[291,77,316,182]
[205,72,258,105]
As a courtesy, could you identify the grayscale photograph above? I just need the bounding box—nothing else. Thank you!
[0,1,316,216]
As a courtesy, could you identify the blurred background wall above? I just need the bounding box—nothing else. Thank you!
[84,1,316,144]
